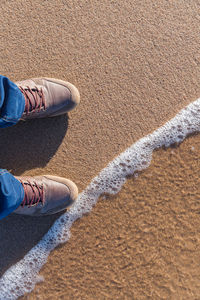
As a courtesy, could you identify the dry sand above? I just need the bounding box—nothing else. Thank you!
[0,0,200,299]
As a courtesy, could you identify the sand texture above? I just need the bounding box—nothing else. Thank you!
[27,134,200,299]
[0,0,199,299]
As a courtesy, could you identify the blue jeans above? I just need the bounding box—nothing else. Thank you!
[0,76,25,220]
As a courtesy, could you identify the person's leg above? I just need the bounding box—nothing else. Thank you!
[0,169,24,220]
[0,75,80,220]
[0,76,25,128]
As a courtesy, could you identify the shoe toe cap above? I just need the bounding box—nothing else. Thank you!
[44,78,80,112]
[43,175,78,215]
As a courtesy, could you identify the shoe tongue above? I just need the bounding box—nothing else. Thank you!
[25,89,41,111]
[24,183,42,205]
[26,90,36,108]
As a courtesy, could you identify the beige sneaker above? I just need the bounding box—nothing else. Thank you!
[16,78,80,120]
[14,175,78,216]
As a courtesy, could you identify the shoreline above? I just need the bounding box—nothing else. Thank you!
[1,95,200,299]
[27,133,200,299]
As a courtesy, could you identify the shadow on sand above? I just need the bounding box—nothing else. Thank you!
[0,115,68,277]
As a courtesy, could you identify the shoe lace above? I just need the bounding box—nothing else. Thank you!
[20,180,44,208]
[19,86,46,114]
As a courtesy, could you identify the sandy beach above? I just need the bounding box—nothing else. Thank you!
[0,0,200,299]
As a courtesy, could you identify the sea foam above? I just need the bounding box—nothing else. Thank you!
[0,97,200,299]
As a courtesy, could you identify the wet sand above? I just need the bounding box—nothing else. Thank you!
[28,134,200,299]
[0,0,200,298]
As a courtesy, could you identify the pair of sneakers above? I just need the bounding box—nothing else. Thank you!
[13,77,80,216]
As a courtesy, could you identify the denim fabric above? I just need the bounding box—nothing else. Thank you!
[0,75,25,219]
[0,75,25,128]
[0,169,24,220]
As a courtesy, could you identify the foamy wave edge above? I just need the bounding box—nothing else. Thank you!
[1,98,200,299]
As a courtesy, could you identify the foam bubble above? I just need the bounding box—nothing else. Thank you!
[0,98,200,299]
